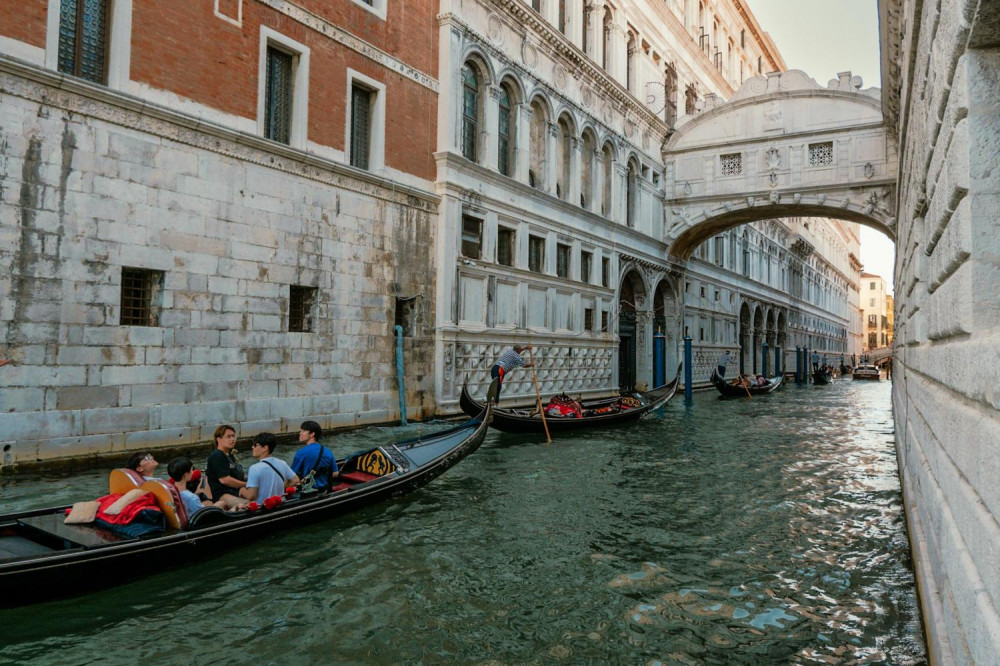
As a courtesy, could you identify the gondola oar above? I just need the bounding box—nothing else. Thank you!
[527,348,551,442]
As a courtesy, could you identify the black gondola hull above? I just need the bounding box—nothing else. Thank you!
[709,370,784,397]
[459,364,681,434]
[813,370,833,384]
[0,406,490,607]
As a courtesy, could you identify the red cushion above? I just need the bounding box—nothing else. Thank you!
[340,471,379,483]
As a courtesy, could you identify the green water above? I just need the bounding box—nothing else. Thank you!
[0,379,926,664]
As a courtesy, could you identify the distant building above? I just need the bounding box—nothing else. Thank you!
[861,273,891,350]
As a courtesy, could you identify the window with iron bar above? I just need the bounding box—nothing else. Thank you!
[120,267,163,326]
[351,84,372,169]
[289,285,317,332]
[265,46,293,144]
[58,0,109,84]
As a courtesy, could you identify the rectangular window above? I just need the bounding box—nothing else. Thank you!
[601,311,609,332]
[395,296,417,337]
[870,281,876,289]
[584,308,594,331]
[59,0,109,84]
[529,236,546,273]
[350,84,372,169]
[556,243,570,279]
[264,46,294,144]
[289,286,317,332]
[497,227,515,267]
[720,152,742,176]
[870,298,876,307]
[808,141,834,166]
[601,257,610,288]
[581,251,593,284]
[120,267,163,326]
[461,216,482,259]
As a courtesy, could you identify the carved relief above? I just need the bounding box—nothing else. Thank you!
[521,39,538,69]
[553,64,568,90]
[487,13,504,45]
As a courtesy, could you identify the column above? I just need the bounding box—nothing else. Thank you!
[546,121,559,196]
[516,104,532,186]
[569,135,582,207]
[483,85,500,171]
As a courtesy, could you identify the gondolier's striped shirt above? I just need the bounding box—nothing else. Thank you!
[494,348,526,371]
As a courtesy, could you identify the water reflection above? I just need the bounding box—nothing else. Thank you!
[0,380,925,664]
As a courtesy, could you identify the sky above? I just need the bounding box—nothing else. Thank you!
[744,0,895,291]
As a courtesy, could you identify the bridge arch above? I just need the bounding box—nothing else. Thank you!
[663,70,898,260]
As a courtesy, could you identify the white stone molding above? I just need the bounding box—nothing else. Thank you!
[213,0,243,27]
[352,0,387,21]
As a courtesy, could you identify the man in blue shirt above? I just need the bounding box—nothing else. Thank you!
[291,420,339,491]
[241,433,299,502]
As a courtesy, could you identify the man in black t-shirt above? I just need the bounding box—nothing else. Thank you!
[206,424,247,500]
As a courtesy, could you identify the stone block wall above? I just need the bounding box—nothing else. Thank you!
[890,0,1000,661]
[0,66,438,467]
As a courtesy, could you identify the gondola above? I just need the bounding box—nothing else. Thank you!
[0,400,492,608]
[813,368,833,384]
[709,369,784,397]
[459,364,681,434]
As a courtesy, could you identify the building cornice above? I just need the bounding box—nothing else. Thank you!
[0,55,439,209]
[730,0,785,72]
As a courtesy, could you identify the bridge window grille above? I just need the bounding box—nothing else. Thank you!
[59,0,109,83]
[720,153,742,176]
[120,268,163,326]
[808,141,834,166]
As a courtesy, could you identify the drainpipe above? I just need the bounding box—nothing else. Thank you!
[394,325,407,426]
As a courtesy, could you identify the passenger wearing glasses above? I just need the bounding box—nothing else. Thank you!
[206,424,247,501]
[125,451,160,480]
[240,433,299,502]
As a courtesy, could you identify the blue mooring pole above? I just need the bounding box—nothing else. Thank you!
[761,341,769,378]
[684,335,693,404]
[394,325,407,426]
[653,330,666,388]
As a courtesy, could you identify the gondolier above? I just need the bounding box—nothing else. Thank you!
[717,350,733,378]
[491,345,534,394]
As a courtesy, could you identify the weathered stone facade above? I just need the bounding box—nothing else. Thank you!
[882,0,1000,661]
[0,0,440,466]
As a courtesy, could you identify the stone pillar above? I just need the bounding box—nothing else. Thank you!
[483,85,500,171]
[516,103,532,186]
[569,135,582,207]
[614,162,628,225]
[437,26,465,154]
[546,121,559,196]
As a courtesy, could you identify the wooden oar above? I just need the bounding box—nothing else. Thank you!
[741,374,752,400]
[527,348,551,443]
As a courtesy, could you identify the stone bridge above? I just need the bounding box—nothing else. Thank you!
[663,70,898,258]
[864,346,893,365]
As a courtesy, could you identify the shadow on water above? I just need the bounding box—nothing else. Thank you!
[0,379,926,665]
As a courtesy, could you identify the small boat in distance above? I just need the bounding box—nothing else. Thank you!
[459,364,681,434]
[0,401,493,608]
[813,368,833,385]
[710,370,784,398]
[852,363,881,380]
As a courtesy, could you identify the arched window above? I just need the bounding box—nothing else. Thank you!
[626,160,638,228]
[498,84,514,177]
[461,64,479,161]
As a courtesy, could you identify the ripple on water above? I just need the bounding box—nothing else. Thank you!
[0,380,925,664]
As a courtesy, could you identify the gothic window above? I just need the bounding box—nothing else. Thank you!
[461,63,480,161]
[498,84,514,177]
[664,63,678,127]
[58,0,109,83]
[808,141,834,166]
[685,84,697,115]
[720,153,742,176]
[264,47,294,144]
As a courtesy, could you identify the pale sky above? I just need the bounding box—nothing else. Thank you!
[744,0,895,292]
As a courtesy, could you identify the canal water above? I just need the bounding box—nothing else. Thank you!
[0,378,926,664]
